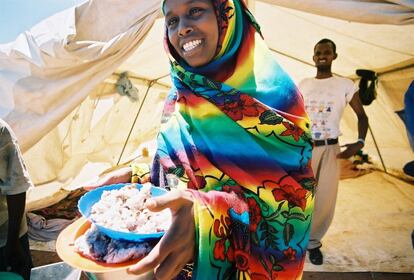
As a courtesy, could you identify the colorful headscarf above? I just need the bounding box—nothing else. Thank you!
[155,0,315,279]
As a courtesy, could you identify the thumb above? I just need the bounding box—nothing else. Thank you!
[82,183,101,191]
[145,189,193,212]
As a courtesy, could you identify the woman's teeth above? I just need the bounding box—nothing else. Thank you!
[183,40,202,52]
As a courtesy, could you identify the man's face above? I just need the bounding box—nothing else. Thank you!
[164,0,219,67]
[313,42,337,71]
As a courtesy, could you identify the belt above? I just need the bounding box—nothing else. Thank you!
[313,138,338,147]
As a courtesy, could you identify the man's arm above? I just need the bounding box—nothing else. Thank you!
[350,90,369,141]
[337,91,369,159]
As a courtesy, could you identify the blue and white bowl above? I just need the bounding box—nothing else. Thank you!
[78,183,168,242]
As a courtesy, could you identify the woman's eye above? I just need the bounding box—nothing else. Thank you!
[189,7,203,16]
[167,17,178,26]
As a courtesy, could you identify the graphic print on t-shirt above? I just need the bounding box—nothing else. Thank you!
[299,76,358,141]
[306,99,335,140]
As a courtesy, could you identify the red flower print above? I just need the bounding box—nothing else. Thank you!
[280,121,304,142]
[251,270,280,280]
[222,185,243,195]
[251,273,270,280]
[226,244,234,262]
[220,94,261,121]
[247,198,262,232]
[240,94,261,117]
[272,184,307,211]
[234,249,249,271]
[187,175,206,189]
[221,100,243,120]
[213,239,227,261]
[214,218,227,238]
[283,247,297,261]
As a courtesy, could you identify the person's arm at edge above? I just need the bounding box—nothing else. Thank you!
[6,191,26,249]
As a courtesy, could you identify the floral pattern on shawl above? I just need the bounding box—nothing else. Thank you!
[157,0,315,279]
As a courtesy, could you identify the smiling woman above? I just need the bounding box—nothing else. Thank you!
[164,0,219,67]
[88,0,315,279]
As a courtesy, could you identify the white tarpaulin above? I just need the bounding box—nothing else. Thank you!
[262,0,414,25]
[1,0,414,153]
[0,0,413,272]
[0,0,162,152]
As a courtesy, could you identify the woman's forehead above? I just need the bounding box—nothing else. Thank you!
[163,0,214,14]
[164,0,213,4]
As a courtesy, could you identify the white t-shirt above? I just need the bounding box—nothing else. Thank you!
[298,76,358,140]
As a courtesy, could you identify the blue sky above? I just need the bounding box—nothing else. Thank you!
[0,0,85,43]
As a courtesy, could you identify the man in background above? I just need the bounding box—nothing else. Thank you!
[298,38,369,265]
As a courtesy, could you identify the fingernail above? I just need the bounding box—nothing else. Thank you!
[145,199,156,208]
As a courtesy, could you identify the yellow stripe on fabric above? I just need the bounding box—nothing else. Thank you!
[225,59,254,89]
[216,0,236,58]
[192,198,215,278]
[223,41,255,89]
[185,101,221,120]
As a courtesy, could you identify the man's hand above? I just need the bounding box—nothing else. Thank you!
[127,190,195,280]
[337,142,364,159]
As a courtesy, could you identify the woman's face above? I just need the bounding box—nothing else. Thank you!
[164,0,219,67]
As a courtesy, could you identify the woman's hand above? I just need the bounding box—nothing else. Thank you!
[82,167,132,190]
[127,189,195,280]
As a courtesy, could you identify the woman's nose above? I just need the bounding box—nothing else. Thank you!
[178,21,193,37]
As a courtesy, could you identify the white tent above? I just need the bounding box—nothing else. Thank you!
[0,0,413,272]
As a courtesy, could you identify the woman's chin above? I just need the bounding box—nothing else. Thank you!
[185,58,208,68]
[182,52,214,68]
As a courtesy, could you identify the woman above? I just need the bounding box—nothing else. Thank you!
[90,0,315,279]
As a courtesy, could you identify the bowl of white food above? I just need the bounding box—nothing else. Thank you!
[78,183,171,242]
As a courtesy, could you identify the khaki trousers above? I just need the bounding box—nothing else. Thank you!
[308,143,340,250]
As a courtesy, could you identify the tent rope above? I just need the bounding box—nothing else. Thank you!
[116,79,156,165]
[368,124,387,173]
[268,47,345,77]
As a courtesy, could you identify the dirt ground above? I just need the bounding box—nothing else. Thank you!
[31,250,413,280]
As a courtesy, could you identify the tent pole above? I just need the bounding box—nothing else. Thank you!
[368,124,387,173]
[116,80,155,166]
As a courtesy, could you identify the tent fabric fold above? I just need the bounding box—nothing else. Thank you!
[0,0,161,152]
[262,0,414,25]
